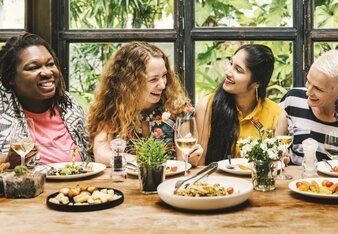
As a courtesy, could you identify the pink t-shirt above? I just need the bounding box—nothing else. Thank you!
[23,108,82,164]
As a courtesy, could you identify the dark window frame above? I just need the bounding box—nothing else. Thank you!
[52,0,338,102]
[0,0,33,41]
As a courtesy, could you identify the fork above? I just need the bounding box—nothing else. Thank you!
[226,154,234,169]
[250,117,265,134]
[322,159,334,171]
[174,162,218,191]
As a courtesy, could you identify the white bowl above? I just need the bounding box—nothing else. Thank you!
[157,176,253,210]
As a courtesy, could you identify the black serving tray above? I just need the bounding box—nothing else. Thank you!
[46,188,124,212]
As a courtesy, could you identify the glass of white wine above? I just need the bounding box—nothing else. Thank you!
[10,118,36,167]
[175,117,198,176]
[275,115,294,180]
[324,131,338,160]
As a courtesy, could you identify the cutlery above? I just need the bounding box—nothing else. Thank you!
[226,154,234,169]
[322,159,334,171]
[126,162,138,170]
[250,117,265,134]
[174,162,218,191]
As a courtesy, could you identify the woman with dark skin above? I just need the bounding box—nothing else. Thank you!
[0,33,91,168]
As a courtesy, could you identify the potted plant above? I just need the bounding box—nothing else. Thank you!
[133,137,168,194]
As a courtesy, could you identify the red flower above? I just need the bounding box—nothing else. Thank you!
[154,115,162,121]
[154,128,164,138]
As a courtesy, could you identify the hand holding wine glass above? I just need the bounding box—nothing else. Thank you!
[324,131,338,160]
[175,117,198,175]
[9,118,36,167]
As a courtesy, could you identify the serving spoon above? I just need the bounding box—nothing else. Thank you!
[322,159,334,171]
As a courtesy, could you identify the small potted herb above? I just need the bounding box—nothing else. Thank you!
[133,137,168,194]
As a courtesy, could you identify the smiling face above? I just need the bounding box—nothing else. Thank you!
[11,45,59,110]
[222,49,257,96]
[141,56,167,111]
[306,66,337,110]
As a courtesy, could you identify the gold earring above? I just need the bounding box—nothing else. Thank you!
[255,87,259,101]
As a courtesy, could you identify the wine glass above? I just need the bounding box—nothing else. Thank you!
[275,115,294,180]
[175,117,198,176]
[10,118,36,167]
[324,131,338,160]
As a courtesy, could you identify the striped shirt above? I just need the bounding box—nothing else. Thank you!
[279,88,338,165]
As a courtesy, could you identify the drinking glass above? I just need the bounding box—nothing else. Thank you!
[324,131,338,160]
[275,115,294,180]
[175,117,198,176]
[10,118,36,166]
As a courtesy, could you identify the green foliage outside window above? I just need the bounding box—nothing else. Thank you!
[67,0,337,106]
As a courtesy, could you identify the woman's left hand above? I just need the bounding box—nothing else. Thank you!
[188,144,203,159]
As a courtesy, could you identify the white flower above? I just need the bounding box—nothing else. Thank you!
[161,111,171,122]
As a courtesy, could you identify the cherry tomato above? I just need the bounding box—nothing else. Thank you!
[332,166,338,173]
[296,182,303,188]
[298,184,309,191]
[322,180,329,187]
[227,187,234,195]
[326,181,334,187]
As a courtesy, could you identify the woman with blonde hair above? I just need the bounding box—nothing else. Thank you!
[88,41,203,166]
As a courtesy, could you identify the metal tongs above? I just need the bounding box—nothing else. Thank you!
[174,162,218,191]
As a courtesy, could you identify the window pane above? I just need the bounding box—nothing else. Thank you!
[195,0,293,27]
[0,0,25,29]
[195,41,293,103]
[314,0,338,29]
[69,42,174,99]
[69,0,174,29]
[314,42,338,58]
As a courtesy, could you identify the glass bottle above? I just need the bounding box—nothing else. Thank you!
[110,135,127,182]
[302,138,318,178]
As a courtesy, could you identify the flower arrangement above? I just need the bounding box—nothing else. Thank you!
[238,116,287,162]
[237,117,288,192]
[238,136,287,162]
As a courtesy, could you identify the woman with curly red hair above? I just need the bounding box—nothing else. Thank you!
[88,41,203,166]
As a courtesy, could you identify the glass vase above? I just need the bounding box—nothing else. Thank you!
[251,160,278,192]
[138,163,166,194]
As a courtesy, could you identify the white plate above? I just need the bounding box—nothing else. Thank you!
[218,158,282,175]
[157,176,253,210]
[126,160,192,177]
[218,158,252,175]
[288,177,338,199]
[317,160,338,177]
[46,162,106,180]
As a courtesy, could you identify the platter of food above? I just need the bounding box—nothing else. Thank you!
[126,160,192,177]
[288,178,338,199]
[218,158,282,175]
[46,162,106,180]
[47,185,124,212]
[317,160,338,177]
[157,176,253,210]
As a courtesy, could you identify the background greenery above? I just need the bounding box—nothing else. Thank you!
[68,0,338,106]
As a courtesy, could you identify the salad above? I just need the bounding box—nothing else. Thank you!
[175,182,235,197]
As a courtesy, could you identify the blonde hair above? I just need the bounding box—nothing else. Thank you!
[312,49,338,80]
[87,41,187,151]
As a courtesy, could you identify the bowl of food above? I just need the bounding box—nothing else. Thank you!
[157,176,253,210]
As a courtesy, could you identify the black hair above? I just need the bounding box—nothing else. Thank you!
[205,44,275,164]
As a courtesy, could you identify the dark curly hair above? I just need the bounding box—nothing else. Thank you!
[0,32,70,115]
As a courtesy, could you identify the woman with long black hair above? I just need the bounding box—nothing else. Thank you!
[195,44,283,165]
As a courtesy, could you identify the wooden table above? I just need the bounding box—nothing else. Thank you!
[0,166,337,234]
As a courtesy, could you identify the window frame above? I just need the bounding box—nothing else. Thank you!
[52,0,338,103]
[0,0,33,41]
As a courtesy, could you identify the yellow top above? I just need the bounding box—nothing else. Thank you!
[207,94,282,157]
